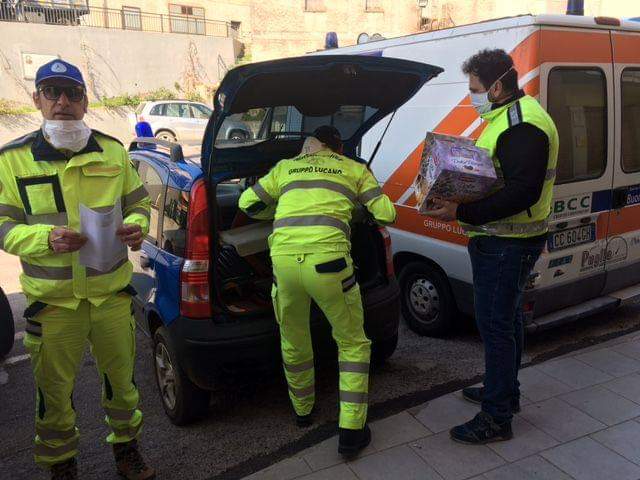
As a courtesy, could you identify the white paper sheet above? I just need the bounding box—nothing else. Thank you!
[79,201,127,272]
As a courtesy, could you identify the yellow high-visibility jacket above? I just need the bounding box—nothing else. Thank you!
[0,129,150,309]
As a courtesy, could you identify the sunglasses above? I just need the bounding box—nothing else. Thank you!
[38,85,86,102]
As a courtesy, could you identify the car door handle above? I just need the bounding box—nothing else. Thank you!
[139,254,152,270]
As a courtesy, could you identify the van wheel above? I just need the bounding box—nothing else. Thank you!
[399,262,455,337]
[153,327,210,425]
[371,333,398,366]
[0,288,14,359]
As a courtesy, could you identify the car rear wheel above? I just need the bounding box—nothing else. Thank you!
[153,326,210,425]
[399,262,455,337]
[0,288,14,359]
[155,130,177,143]
[229,130,248,141]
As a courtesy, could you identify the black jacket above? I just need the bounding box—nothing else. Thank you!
[456,91,550,228]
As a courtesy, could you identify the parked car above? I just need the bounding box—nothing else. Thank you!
[128,100,252,144]
[128,55,441,425]
[0,287,14,359]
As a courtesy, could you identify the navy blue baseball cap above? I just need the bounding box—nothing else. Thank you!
[35,59,85,87]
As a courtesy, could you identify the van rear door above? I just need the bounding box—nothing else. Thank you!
[535,29,615,316]
[603,31,640,294]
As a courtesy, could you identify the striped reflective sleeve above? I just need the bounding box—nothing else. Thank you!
[273,215,350,237]
[359,186,383,205]
[252,182,275,205]
[122,185,149,209]
[288,385,315,398]
[339,390,368,404]
[0,203,25,222]
[338,362,370,374]
[124,207,150,222]
[283,359,314,373]
[0,221,19,250]
[34,437,79,457]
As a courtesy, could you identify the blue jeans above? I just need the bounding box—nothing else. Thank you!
[468,235,544,422]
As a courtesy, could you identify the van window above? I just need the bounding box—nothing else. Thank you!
[622,69,640,173]
[162,187,188,257]
[150,104,164,116]
[547,68,607,184]
[165,103,192,118]
[137,162,165,244]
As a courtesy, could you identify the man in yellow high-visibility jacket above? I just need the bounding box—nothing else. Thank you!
[427,49,559,445]
[239,126,396,458]
[0,59,154,480]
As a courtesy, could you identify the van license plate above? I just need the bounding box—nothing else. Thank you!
[548,224,596,251]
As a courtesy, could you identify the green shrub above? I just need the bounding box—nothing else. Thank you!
[185,91,204,103]
[0,99,36,115]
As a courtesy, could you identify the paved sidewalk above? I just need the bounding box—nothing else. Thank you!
[244,331,640,480]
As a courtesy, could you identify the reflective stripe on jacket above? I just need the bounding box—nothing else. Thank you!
[238,150,396,255]
[0,129,151,309]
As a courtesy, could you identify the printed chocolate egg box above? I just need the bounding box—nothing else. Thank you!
[413,132,497,214]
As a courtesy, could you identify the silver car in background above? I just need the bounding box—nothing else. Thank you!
[129,100,252,144]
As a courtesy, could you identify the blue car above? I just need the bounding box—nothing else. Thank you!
[129,55,442,425]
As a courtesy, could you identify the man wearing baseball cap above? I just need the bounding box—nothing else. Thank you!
[0,59,154,479]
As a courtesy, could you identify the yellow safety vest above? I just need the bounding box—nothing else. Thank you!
[238,149,396,255]
[462,95,559,238]
[0,129,151,309]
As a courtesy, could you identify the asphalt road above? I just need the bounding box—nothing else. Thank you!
[2,253,640,479]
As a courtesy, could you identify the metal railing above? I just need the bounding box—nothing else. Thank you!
[0,1,235,37]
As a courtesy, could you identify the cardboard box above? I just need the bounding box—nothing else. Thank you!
[413,132,497,214]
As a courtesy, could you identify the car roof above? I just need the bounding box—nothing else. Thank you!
[147,100,209,106]
[130,149,203,191]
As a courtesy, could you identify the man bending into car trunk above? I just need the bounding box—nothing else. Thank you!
[238,126,396,458]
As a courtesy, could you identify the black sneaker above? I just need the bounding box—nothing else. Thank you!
[338,425,372,459]
[450,412,513,445]
[296,413,313,428]
[51,458,78,480]
[461,387,521,413]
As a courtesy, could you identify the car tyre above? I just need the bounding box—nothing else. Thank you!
[153,326,210,425]
[0,287,14,359]
[155,130,177,143]
[229,130,248,141]
[371,333,398,366]
[399,261,455,337]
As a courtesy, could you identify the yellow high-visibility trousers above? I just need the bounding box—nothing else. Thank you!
[271,252,371,430]
[23,292,142,468]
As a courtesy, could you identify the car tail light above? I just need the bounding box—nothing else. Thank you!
[379,227,395,277]
[180,179,211,318]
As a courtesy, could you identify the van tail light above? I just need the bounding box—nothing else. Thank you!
[379,227,395,278]
[180,179,211,318]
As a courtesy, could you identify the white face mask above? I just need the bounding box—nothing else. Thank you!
[42,119,92,153]
[470,66,516,115]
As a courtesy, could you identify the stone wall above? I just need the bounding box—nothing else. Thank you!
[0,21,236,104]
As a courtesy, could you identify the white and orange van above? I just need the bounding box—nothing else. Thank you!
[312,14,640,335]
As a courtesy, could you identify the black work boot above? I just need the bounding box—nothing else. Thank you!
[296,413,313,428]
[462,387,521,413]
[50,458,78,480]
[450,412,513,445]
[113,439,156,480]
[338,424,372,458]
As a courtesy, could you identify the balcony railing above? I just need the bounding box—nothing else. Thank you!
[0,1,236,37]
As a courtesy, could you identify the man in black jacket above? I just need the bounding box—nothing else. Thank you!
[427,49,559,444]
